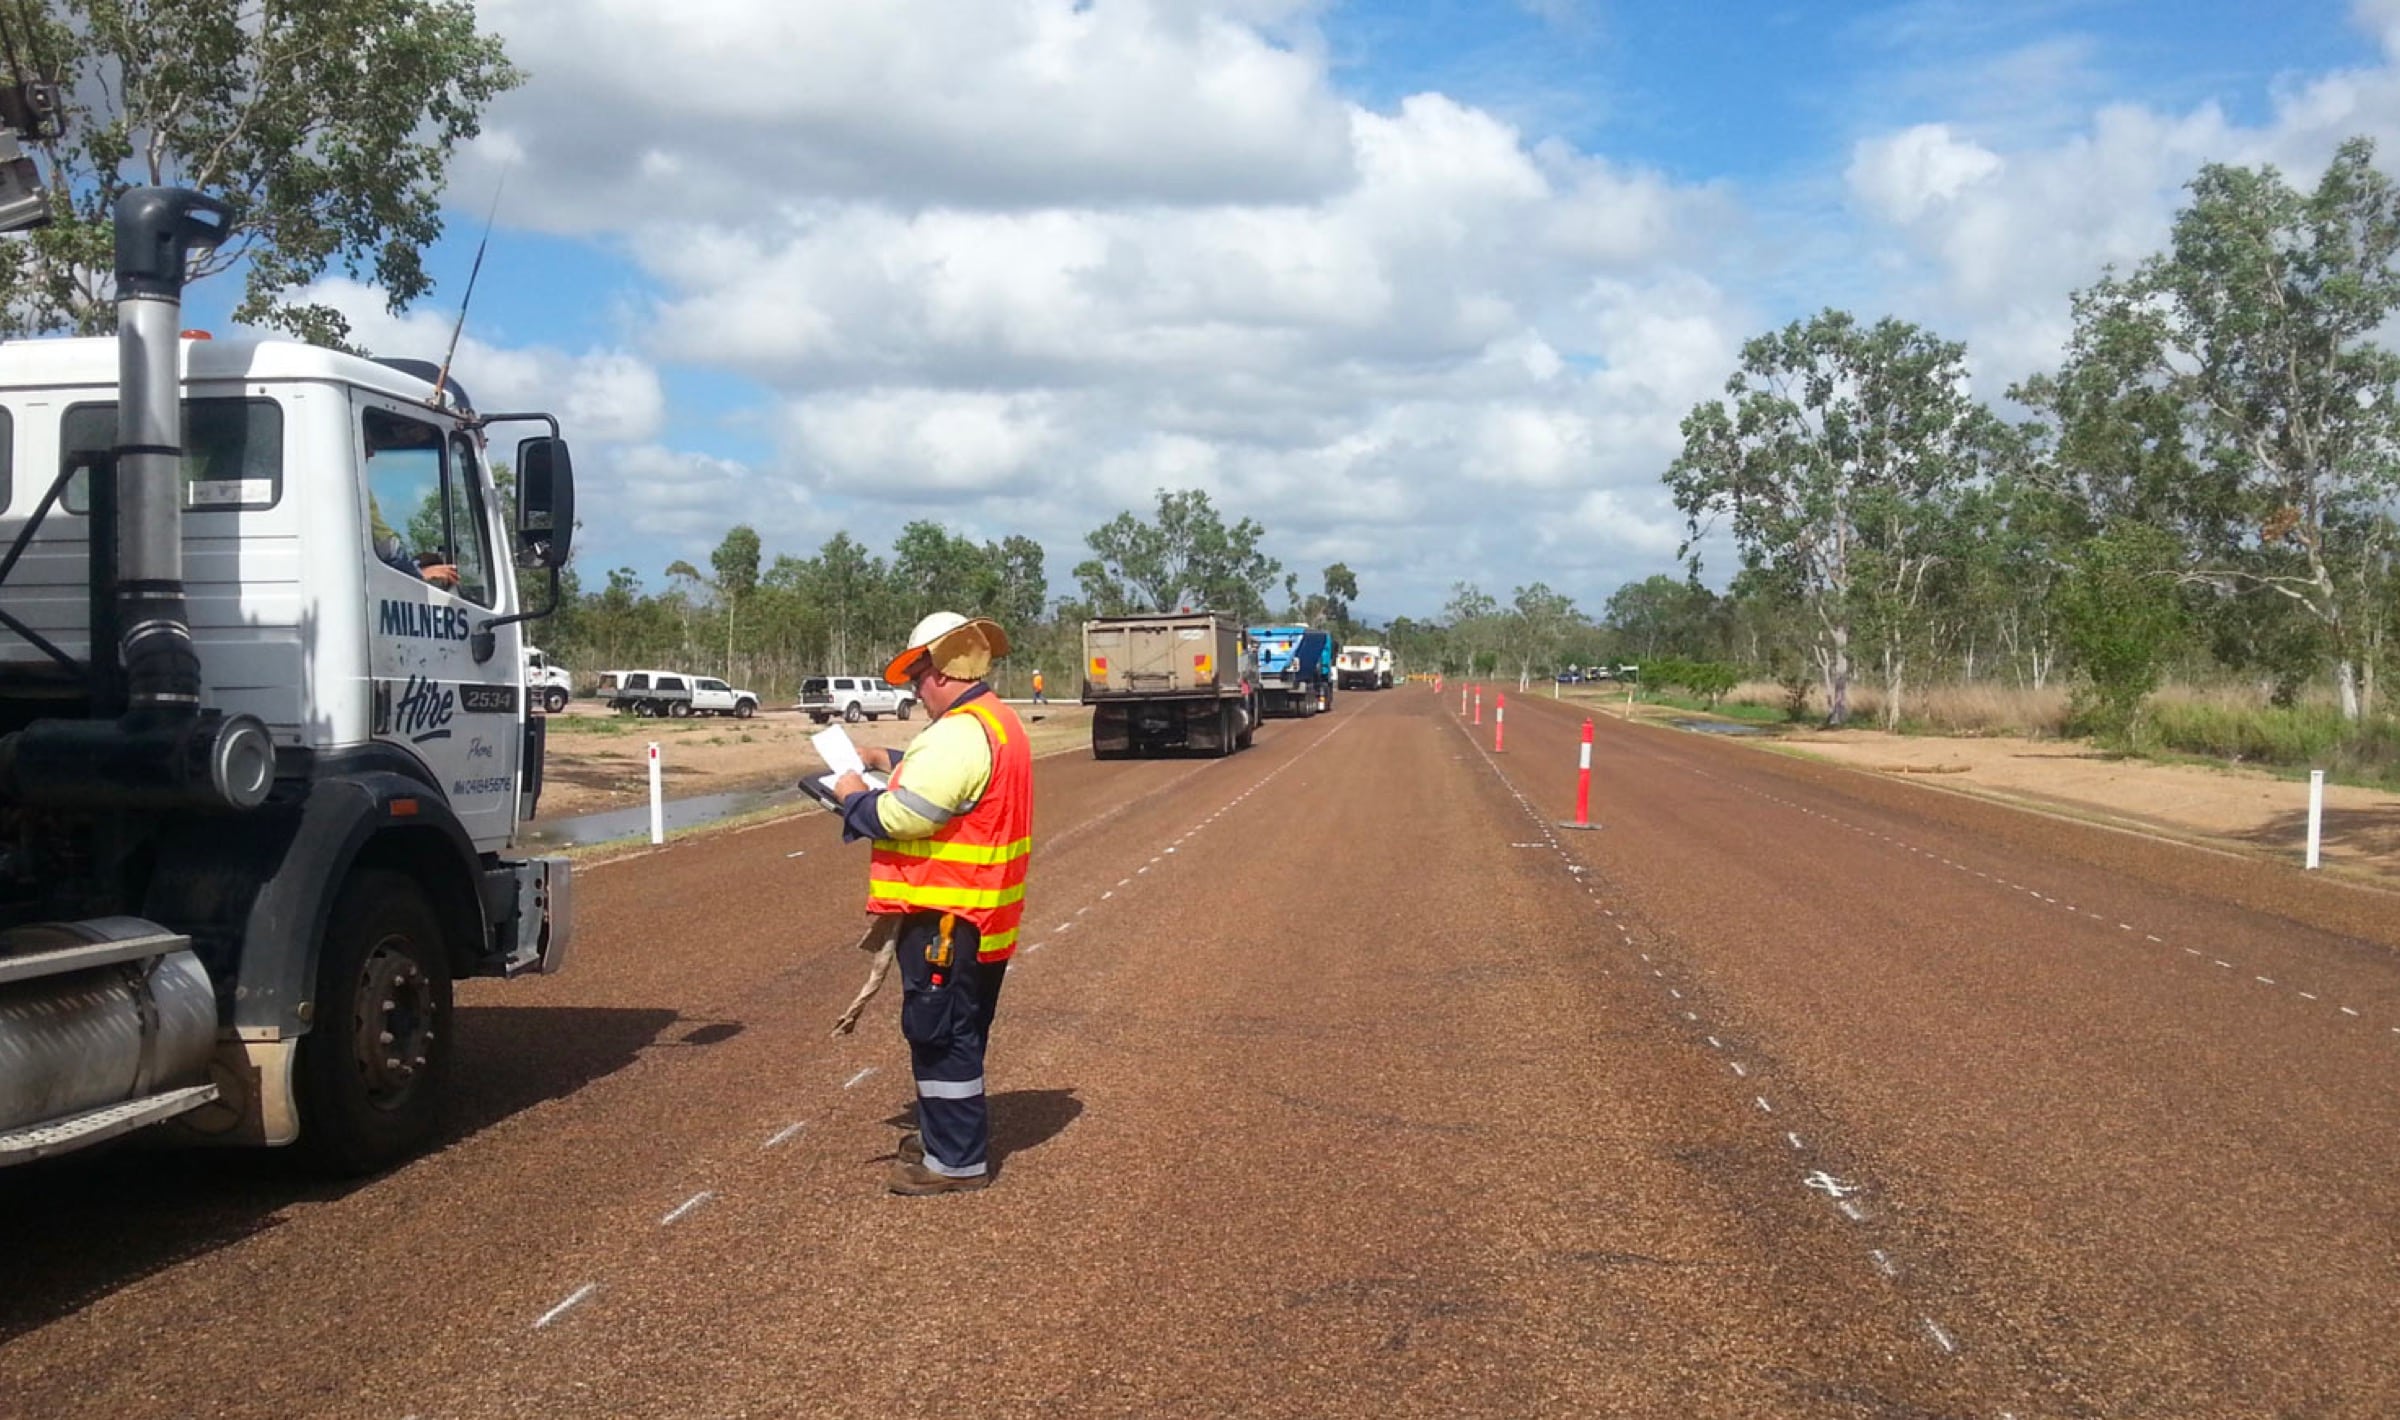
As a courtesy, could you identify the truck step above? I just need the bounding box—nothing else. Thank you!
[0,1084,221,1166]
[0,928,190,986]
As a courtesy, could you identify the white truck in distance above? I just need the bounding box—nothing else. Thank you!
[525,647,572,713]
[0,185,578,1175]
[1337,644,1395,691]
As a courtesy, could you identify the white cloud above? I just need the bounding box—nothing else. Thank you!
[293,279,667,445]
[1847,124,2004,224]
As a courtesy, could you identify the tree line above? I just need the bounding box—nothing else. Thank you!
[530,490,1371,699]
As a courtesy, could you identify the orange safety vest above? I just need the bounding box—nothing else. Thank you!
[866,694,1032,961]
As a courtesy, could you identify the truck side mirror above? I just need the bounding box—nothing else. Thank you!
[514,436,576,569]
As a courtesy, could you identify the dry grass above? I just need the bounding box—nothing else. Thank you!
[1723,679,2071,736]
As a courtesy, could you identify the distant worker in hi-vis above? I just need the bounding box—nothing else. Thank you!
[833,612,1031,1194]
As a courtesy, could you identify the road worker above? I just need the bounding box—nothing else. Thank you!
[1030,668,1047,704]
[832,611,1032,1195]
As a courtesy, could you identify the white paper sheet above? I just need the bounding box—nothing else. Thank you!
[811,725,866,776]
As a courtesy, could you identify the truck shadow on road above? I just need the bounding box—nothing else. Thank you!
[0,1003,677,1343]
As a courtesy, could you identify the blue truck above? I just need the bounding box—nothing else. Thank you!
[1248,625,1336,719]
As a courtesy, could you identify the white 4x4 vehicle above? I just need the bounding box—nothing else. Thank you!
[688,676,760,718]
[799,675,915,724]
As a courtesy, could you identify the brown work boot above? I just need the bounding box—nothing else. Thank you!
[895,1129,924,1165]
[886,1159,990,1196]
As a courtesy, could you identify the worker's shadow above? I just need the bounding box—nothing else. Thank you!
[881,1087,1082,1174]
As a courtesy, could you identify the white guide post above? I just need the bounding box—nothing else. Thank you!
[2305,769,2324,870]
[649,742,665,845]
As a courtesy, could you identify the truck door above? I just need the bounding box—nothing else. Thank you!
[356,395,521,850]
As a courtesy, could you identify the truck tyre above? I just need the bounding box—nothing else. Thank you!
[669,700,692,718]
[844,702,864,724]
[295,868,454,1175]
[896,700,912,721]
[1237,709,1255,749]
[735,700,755,719]
[1213,702,1237,757]
[543,686,568,714]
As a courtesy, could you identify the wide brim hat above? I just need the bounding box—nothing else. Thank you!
[883,611,1011,685]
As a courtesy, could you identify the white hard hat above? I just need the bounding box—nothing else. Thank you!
[885,610,1011,685]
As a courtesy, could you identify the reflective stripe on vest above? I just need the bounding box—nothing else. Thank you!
[866,695,1033,961]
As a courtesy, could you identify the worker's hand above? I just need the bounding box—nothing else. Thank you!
[833,770,870,801]
[421,563,461,590]
[857,745,893,773]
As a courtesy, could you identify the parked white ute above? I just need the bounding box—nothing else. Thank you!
[799,674,916,724]
[689,676,760,718]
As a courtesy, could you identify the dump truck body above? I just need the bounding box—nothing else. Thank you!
[1081,612,1255,758]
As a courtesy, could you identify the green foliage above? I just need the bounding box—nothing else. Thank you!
[2136,702,2400,788]
[0,0,522,344]
[2056,522,2187,737]
[2030,137,2400,720]
[1641,658,1741,707]
[1666,309,2000,726]
[1073,488,1281,619]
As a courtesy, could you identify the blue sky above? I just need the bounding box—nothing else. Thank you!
[274,0,2400,622]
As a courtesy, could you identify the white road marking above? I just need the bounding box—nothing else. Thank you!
[1101,891,1114,900]
[1870,1249,1897,1277]
[2256,977,2276,986]
[1922,1317,1957,1355]
[534,1284,597,1330]
[1803,1171,1857,1199]
[661,1191,715,1225]
[785,851,807,859]
[1786,1132,1804,1150]
[763,1121,807,1148]
[2300,992,2318,1001]
[843,1067,875,1089]
[1837,1200,1867,1222]
[2342,1006,2361,1017]
[1730,1062,1748,1077]
[1755,1096,1774,1114]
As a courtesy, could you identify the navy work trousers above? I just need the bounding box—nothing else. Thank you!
[894,912,1009,1177]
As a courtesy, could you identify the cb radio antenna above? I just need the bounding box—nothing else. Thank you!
[432,173,505,411]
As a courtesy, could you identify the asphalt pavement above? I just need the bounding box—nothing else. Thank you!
[3,686,2396,1417]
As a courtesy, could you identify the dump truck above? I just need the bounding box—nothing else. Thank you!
[0,178,577,1174]
[1082,611,1256,758]
[1336,644,1395,691]
[1250,624,1335,718]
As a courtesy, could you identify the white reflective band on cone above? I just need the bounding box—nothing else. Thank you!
[916,1076,986,1099]
[1580,744,1591,769]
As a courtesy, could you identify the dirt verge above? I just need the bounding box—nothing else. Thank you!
[532,701,1093,822]
[1565,695,2400,883]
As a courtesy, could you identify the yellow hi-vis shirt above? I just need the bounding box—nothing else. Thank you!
[872,706,995,839]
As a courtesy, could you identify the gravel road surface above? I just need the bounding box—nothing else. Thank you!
[3,687,2395,1417]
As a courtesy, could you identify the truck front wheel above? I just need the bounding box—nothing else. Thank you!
[295,868,455,1175]
[544,687,569,714]
[844,703,864,724]
[736,700,756,719]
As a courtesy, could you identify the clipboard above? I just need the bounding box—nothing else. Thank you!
[797,768,887,813]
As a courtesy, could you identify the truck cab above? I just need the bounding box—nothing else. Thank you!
[1248,624,1336,718]
[0,303,578,1173]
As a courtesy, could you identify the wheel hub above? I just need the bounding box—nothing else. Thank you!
[352,939,435,1108]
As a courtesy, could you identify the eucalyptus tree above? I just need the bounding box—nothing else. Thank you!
[1667,310,1997,726]
[2026,137,2400,720]
[0,0,520,344]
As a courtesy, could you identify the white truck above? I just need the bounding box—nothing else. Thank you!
[1336,644,1395,691]
[601,669,759,718]
[0,184,577,1174]
[525,646,572,713]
